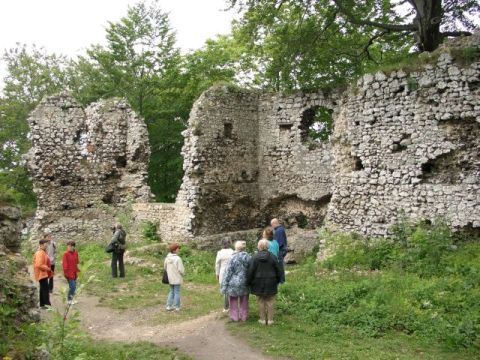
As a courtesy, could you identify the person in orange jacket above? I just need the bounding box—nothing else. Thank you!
[62,241,80,305]
[33,238,52,308]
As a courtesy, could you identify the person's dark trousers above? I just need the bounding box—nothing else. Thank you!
[111,250,125,278]
[39,277,51,307]
[48,264,55,292]
[278,256,286,283]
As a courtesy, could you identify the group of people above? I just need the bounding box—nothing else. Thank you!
[215,218,288,325]
[32,218,288,327]
[161,218,288,325]
[32,233,80,308]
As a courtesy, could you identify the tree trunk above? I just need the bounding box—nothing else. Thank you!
[411,0,443,52]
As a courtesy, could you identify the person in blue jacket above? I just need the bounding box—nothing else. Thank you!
[271,218,287,283]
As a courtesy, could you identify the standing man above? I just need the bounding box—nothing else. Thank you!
[62,240,80,305]
[45,232,57,293]
[110,224,126,278]
[271,218,287,283]
[33,239,52,308]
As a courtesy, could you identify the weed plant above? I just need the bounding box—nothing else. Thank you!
[230,219,480,359]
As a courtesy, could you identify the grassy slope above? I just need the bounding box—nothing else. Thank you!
[228,228,480,360]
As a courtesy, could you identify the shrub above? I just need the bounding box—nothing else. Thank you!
[141,221,161,242]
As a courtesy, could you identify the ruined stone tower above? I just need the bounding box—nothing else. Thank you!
[26,94,151,243]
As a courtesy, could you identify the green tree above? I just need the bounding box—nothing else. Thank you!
[229,1,480,65]
[72,0,184,201]
[0,45,72,210]
[333,0,479,52]
[228,0,412,91]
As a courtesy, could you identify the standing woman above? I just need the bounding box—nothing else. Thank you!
[164,243,184,311]
[45,233,57,293]
[247,239,281,325]
[221,241,251,322]
[215,238,234,312]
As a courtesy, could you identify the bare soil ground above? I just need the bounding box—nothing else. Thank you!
[48,278,280,360]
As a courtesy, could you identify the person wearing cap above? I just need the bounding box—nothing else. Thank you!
[164,243,184,311]
[32,239,52,308]
[45,232,57,293]
[215,238,234,312]
[221,241,251,322]
[62,241,80,305]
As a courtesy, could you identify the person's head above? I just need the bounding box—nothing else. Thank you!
[168,243,180,253]
[262,226,274,240]
[221,238,232,249]
[39,239,49,250]
[43,232,52,242]
[257,239,270,252]
[270,218,280,228]
[66,240,76,252]
[234,241,246,252]
[115,224,123,231]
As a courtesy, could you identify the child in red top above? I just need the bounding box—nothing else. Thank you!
[62,241,80,305]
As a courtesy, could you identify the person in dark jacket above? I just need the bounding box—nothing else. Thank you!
[271,218,287,283]
[247,239,281,325]
[110,224,127,278]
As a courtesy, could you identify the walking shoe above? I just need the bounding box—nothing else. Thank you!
[258,319,266,325]
[222,308,229,313]
[166,306,173,311]
[267,320,274,325]
[174,307,181,312]
[67,300,78,305]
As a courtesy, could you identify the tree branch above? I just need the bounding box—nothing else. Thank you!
[333,0,417,32]
[362,30,389,63]
[442,31,472,37]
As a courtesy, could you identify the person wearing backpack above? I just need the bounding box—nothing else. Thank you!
[110,224,127,278]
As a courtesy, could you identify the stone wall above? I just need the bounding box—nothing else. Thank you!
[26,94,151,243]
[327,48,480,236]
[26,35,480,245]
[0,206,38,329]
[175,86,261,236]
[257,91,339,228]
[173,33,479,240]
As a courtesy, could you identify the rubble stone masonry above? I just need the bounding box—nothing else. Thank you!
[26,94,151,243]
[28,34,480,244]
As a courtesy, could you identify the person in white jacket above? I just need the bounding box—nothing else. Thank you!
[164,243,185,311]
[215,238,234,312]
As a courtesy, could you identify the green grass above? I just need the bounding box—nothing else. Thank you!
[228,221,480,360]
[3,240,218,359]
[2,322,190,360]
[78,242,222,323]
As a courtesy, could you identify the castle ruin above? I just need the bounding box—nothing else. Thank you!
[27,34,480,248]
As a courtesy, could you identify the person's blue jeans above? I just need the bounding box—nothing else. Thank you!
[166,284,181,309]
[67,279,76,300]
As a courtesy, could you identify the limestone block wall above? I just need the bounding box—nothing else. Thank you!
[132,203,191,242]
[257,92,338,227]
[0,206,38,326]
[326,50,480,236]
[177,86,261,235]
[26,94,151,243]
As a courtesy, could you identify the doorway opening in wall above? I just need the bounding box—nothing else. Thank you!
[300,106,334,149]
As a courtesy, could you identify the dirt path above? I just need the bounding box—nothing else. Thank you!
[49,278,280,360]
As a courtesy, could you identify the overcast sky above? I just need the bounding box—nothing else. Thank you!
[0,0,237,88]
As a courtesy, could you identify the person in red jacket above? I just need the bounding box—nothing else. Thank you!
[62,241,80,305]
